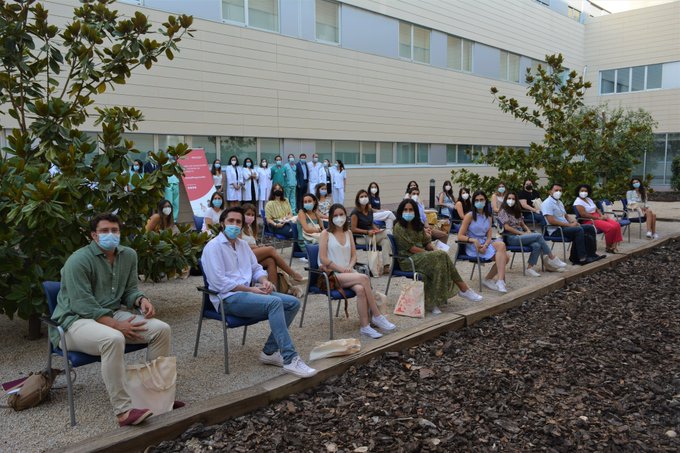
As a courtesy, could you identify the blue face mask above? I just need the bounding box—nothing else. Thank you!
[224,225,241,240]
[402,212,415,222]
[276,161,282,166]
[320,190,327,196]
[304,203,314,211]
[245,162,252,168]
[98,233,120,251]
[633,182,641,189]
[474,201,486,210]
[212,199,223,208]
[214,163,221,169]
[133,165,139,172]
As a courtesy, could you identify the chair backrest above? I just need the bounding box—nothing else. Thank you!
[197,260,217,313]
[193,215,204,231]
[386,234,403,271]
[304,244,320,290]
[42,281,61,315]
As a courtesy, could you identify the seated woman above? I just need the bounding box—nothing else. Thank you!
[491,182,507,214]
[350,189,392,275]
[127,159,144,191]
[367,181,396,231]
[297,193,323,245]
[241,203,305,289]
[202,192,224,234]
[626,178,658,239]
[458,190,509,293]
[498,192,567,276]
[438,181,456,220]
[407,187,448,243]
[393,199,482,315]
[264,183,297,239]
[518,178,546,228]
[454,187,472,221]
[574,184,623,253]
[146,199,179,234]
[315,183,332,221]
[403,180,419,199]
[318,204,396,339]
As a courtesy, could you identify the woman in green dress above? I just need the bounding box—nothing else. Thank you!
[393,199,483,314]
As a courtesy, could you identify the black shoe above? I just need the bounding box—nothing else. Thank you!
[588,254,606,261]
[570,259,585,266]
[584,256,599,264]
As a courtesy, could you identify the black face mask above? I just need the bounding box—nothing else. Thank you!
[274,190,284,198]
[525,184,533,191]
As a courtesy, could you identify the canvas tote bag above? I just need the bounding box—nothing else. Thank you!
[367,235,383,277]
[126,356,176,416]
[393,276,425,319]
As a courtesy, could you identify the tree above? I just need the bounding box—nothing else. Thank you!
[0,0,204,335]
[671,155,680,192]
[450,54,656,204]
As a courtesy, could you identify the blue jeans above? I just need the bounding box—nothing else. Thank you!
[506,233,551,266]
[523,212,547,228]
[224,291,300,364]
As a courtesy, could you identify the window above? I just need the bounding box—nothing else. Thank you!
[568,6,581,22]
[447,36,473,72]
[259,138,281,164]
[221,136,257,164]
[378,142,393,164]
[631,66,645,92]
[222,0,245,23]
[335,141,359,165]
[458,144,475,164]
[122,133,154,162]
[316,0,339,44]
[159,135,185,151]
[446,144,456,163]
[616,68,630,93]
[315,140,332,163]
[396,143,415,164]
[361,142,376,164]
[412,25,430,63]
[399,22,411,59]
[647,64,662,89]
[500,50,520,83]
[600,69,615,94]
[192,136,217,164]
[416,144,429,164]
[249,0,278,32]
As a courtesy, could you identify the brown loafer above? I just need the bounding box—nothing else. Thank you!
[172,400,186,410]
[118,408,153,427]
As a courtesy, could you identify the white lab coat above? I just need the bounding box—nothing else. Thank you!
[257,166,272,201]
[225,165,243,201]
[241,167,259,201]
[307,162,322,193]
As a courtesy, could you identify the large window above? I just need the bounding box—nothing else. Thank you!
[221,136,257,164]
[259,138,280,165]
[192,136,218,164]
[378,142,393,164]
[159,135,185,151]
[601,63,665,94]
[446,36,473,72]
[398,22,411,59]
[416,143,429,164]
[616,68,630,93]
[631,66,645,92]
[316,0,339,44]
[361,142,376,164]
[396,142,415,164]
[399,22,430,64]
[446,144,457,163]
[500,50,520,83]
[647,64,662,89]
[315,140,332,163]
[601,69,615,94]
[335,141,359,165]
[222,0,245,23]
[223,0,278,32]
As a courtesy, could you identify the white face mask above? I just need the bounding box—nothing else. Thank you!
[411,195,419,203]
[332,215,346,227]
[162,207,172,216]
[370,187,378,195]
[579,191,588,199]
[359,197,369,206]
[552,191,562,200]
[506,199,516,207]
[461,193,470,201]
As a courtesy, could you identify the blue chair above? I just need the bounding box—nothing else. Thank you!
[452,241,494,292]
[299,244,357,340]
[497,226,543,276]
[597,199,631,242]
[542,224,573,262]
[193,215,204,231]
[40,281,148,426]
[571,205,605,242]
[260,209,304,265]
[374,219,386,229]
[620,198,646,239]
[385,234,422,295]
[193,261,269,374]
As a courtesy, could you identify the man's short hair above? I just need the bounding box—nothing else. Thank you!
[90,212,121,232]
[550,183,563,190]
[220,206,245,224]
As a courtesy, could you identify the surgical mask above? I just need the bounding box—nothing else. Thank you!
[261,161,267,167]
[474,201,486,210]
[579,191,588,199]
[300,158,306,163]
[245,215,255,225]
[275,160,282,166]
[633,182,641,189]
[552,191,562,200]
[498,187,506,194]
[370,187,378,195]
[133,165,139,171]
[212,199,223,208]
[97,233,120,251]
[461,193,470,201]
[231,160,237,165]
[333,163,338,168]
[274,190,284,198]
[323,162,329,168]
[410,195,419,203]
[402,212,415,222]
[289,157,295,163]
[332,215,346,227]
[359,197,369,206]
[444,185,451,191]
[245,162,252,168]
[304,203,314,211]
[162,207,172,216]
[313,157,318,163]
[320,189,327,196]
[215,163,221,169]
[506,199,516,207]
[224,225,241,240]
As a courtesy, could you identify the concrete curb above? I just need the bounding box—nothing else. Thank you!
[59,234,680,453]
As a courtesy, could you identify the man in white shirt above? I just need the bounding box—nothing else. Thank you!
[201,207,317,378]
[541,183,602,265]
[307,153,321,193]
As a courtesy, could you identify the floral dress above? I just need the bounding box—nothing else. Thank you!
[393,224,461,309]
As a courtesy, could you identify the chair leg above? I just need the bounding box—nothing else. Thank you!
[193,310,204,358]
[327,296,334,340]
[241,325,248,346]
[299,291,310,328]
[521,252,526,276]
[60,336,76,427]
[385,271,393,296]
[476,262,483,293]
[510,253,516,269]
[221,316,229,374]
[562,242,567,261]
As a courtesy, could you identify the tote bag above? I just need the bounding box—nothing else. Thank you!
[393,277,425,319]
[126,356,176,416]
[367,235,383,277]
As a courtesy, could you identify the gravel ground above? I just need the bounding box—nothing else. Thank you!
[151,239,680,453]
[0,219,678,452]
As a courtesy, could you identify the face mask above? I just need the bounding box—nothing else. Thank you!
[333,163,338,168]
[300,158,306,163]
[133,165,140,171]
[332,215,346,227]
[97,233,120,251]
[261,161,267,167]
[320,189,327,196]
[212,199,223,208]
[461,193,470,201]
[411,195,419,203]
[506,199,516,207]
[313,157,318,163]
[323,162,329,167]
[579,191,588,199]
[275,160,282,166]
[162,207,172,216]
[525,184,533,190]
[231,160,237,166]
[224,225,241,240]
[552,191,562,200]
[303,203,314,211]
[370,187,378,195]
[359,197,369,206]
[402,212,415,222]
[246,162,252,168]
[289,157,295,163]
[215,163,221,169]
[474,201,486,210]
[633,182,641,189]
[444,185,451,191]
[274,190,284,198]
[245,215,255,225]
[498,187,506,194]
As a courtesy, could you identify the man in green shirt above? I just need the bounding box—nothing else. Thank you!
[51,213,174,427]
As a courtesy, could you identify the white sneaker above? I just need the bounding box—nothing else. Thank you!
[360,325,383,339]
[259,351,284,367]
[496,280,508,293]
[646,231,653,238]
[431,306,442,315]
[371,314,396,331]
[548,257,567,268]
[482,279,497,291]
[298,257,309,263]
[526,268,541,277]
[282,356,317,378]
[458,289,483,302]
[653,233,659,239]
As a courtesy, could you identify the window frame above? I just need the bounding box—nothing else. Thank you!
[315,0,341,45]
[221,0,280,33]
[399,21,431,64]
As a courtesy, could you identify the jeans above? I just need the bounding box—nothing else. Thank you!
[549,225,597,262]
[224,291,300,364]
[523,212,547,228]
[506,233,551,266]
[272,222,295,239]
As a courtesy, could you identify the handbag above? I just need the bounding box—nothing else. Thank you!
[393,276,425,319]
[302,213,322,243]
[4,369,58,411]
[125,356,176,416]
[318,271,350,317]
[367,235,383,277]
[309,338,361,361]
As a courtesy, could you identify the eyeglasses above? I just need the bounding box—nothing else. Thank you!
[97,228,120,234]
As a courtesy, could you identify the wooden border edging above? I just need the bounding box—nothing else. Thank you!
[59,234,680,453]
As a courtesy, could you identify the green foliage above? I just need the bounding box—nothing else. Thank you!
[672,155,680,192]
[451,54,656,205]
[0,0,199,320]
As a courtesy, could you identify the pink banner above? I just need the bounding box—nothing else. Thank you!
[179,149,216,216]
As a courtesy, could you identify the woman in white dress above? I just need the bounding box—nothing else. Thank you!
[210,159,226,200]
[225,155,242,206]
[257,158,272,212]
[330,159,346,205]
[241,157,258,204]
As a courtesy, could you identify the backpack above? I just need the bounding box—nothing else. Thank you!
[5,370,58,411]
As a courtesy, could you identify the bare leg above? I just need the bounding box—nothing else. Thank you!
[456,280,471,291]
[259,256,278,287]
[485,242,508,280]
[335,273,382,326]
[253,246,304,281]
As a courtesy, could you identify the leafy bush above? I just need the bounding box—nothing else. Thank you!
[671,155,680,192]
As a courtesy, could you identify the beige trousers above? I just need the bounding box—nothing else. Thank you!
[64,310,172,415]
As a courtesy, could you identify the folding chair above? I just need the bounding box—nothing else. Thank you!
[40,281,148,426]
[384,234,422,295]
[597,199,631,242]
[452,241,494,292]
[193,261,269,374]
